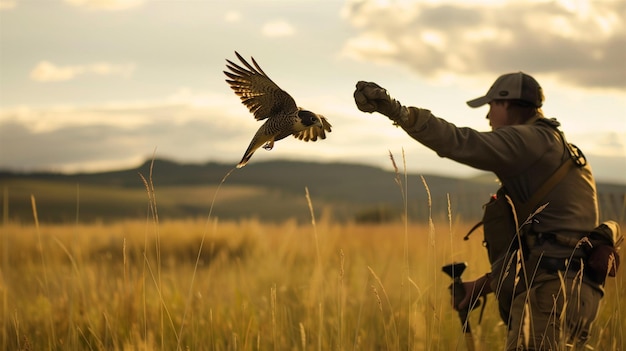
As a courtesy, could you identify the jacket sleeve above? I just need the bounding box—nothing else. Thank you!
[399,107,560,177]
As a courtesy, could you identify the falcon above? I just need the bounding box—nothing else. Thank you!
[224,51,332,168]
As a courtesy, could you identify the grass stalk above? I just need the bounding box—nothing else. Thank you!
[337,248,345,351]
[418,175,439,351]
[299,322,306,351]
[179,165,235,349]
[2,187,8,351]
[368,265,399,349]
[139,156,180,348]
[305,186,323,276]
[389,150,413,350]
[30,195,55,350]
[305,186,326,351]
[318,302,323,351]
[271,284,277,351]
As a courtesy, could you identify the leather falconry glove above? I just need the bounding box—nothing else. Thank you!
[354,81,410,124]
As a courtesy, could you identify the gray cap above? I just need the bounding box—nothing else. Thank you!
[467,72,543,108]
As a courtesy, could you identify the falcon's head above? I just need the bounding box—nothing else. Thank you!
[293,108,332,141]
[297,109,323,129]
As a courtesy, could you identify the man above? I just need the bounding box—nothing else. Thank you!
[353,72,602,350]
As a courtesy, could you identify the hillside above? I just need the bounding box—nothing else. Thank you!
[1,159,624,223]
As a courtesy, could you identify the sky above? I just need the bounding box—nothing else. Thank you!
[1,0,625,184]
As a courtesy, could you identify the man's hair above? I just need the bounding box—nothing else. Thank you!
[494,99,544,123]
[508,99,544,121]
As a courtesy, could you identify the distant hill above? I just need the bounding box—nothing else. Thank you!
[1,159,624,223]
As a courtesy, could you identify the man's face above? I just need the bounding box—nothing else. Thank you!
[487,101,509,130]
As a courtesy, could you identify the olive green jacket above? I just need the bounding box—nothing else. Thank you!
[399,107,599,259]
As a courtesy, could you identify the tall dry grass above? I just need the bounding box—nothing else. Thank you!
[0,161,623,350]
[3,215,623,350]
[0,217,469,350]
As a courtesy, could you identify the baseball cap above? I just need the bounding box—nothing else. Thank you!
[466,72,543,108]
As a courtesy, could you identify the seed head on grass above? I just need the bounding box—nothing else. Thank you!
[388,150,402,189]
[299,322,306,350]
[371,285,383,313]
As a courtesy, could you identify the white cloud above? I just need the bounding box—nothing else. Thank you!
[64,0,144,11]
[224,11,242,22]
[30,61,135,82]
[343,33,398,62]
[0,89,246,133]
[0,93,260,172]
[261,20,296,37]
[0,0,16,10]
[341,0,626,90]
[572,131,626,158]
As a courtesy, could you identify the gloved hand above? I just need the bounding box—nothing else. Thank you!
[454,273,492,311]
[354,81,410,123]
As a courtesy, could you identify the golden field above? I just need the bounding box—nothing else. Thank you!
[1,212,624,350]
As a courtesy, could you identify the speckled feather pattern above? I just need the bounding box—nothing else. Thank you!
[224,52,332,168]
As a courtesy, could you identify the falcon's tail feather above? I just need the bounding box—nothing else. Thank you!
[236,144,257,168]
[236,132,271,168]
[236,157,252,169]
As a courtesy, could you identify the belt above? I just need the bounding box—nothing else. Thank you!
[539,257,584,274]
[527,231,588,249]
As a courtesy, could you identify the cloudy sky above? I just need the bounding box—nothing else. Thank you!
[1,0,625,183]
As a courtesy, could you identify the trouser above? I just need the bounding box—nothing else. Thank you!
[504,276,602,351]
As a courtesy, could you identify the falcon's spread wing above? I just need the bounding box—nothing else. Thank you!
[224,52,298,121]
[225,51,333,168]
[294,116,333,141]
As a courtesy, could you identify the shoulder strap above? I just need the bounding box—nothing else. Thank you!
[464,124,583,241]
[515,157,575,221]
[515,125,584,221]
[462,160,573,241]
